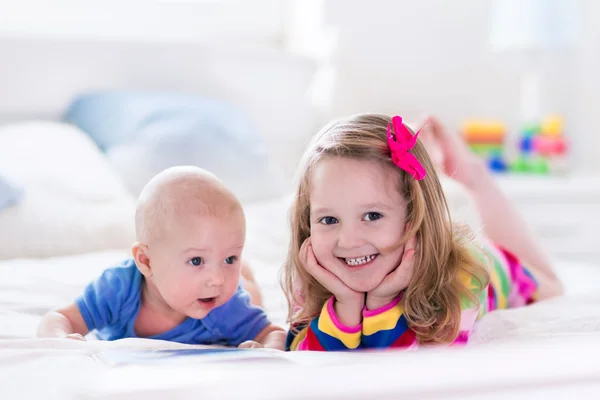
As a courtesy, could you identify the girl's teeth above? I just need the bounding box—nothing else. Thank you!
[344,254,375,266]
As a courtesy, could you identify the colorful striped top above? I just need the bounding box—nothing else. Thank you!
[286,240,538,351]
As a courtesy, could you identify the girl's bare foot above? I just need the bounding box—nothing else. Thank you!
[420,116,487,190]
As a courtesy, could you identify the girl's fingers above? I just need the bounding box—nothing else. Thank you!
[304,245,347,295]
[387,247,415,290]
[404,235,417,254]
[303,245,330,282]
[389,235,417,286]
[299,238,311,266]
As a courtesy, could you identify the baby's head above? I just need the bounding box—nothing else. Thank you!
[284,113,485,342]
[133,166,245,320]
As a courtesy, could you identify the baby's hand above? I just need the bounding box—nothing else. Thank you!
[65,333,86,341]
[238,340,264,349]
[366,236,416,310]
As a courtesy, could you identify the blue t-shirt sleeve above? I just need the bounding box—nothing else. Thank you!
[75,261,137,331]
[212,286,271,346]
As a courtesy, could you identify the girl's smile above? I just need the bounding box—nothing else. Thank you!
[340,253,378,267]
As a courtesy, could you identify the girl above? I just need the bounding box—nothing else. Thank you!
[282,114,562,351]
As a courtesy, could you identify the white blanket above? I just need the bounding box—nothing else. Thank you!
[2,195,600,399]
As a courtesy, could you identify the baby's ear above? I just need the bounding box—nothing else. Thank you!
[132,242,152,277]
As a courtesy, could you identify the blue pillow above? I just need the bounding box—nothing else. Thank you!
[0,176,23,211]
[63,92,281,202]
[64,92,264,151]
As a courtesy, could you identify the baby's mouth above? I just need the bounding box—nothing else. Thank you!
[339,254,378,267]
[197,297,217,307]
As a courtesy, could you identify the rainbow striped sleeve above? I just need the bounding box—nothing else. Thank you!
[452,306,480,345]
[453,246,491,345]
[287,297,362,351]
[361,295,417,349]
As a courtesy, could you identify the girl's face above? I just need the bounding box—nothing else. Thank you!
[309,157,408,293]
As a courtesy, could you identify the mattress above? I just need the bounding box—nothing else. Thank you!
[2,195,600,399]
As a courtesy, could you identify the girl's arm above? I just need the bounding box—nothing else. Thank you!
[288,297,362,351]
[362,241,418,349]
[361,294,417,349]
[451,245,494,345]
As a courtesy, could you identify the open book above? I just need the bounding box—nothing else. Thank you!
[94,347,300,367]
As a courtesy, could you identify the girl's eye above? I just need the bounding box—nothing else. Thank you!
[188,257,204,266]
[319,216,339,225]
[363,212,383,222]
[225,256,238,265]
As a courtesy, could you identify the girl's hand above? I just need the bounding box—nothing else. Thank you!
[300,238,364,326]
[366,236,417,310]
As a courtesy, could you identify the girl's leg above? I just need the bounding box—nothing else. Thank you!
[422,117,563,299]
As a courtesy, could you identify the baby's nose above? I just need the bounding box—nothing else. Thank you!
[206,265,225,287]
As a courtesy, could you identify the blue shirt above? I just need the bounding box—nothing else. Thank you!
[75,259,270,346]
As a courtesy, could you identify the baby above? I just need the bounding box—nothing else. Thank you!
[37,166,285,349]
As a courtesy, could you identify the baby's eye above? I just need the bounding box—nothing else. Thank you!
[224,256,238,265]
[319,216,339,225]
[363,212,383,222]
[188,257,204,266]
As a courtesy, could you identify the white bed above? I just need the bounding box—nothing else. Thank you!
[2,34,600,400]
[2,189,600,400]
[2,201,600,400]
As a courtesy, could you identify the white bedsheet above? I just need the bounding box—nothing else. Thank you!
[2,195,600,399]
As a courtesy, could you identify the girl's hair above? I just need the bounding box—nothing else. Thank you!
[281,113,490,344]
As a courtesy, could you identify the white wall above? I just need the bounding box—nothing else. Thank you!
[322,0,599,172]
[0,0,284,45]
[0,1,318,182]
[1,0,597,172]
[573,0,600,171]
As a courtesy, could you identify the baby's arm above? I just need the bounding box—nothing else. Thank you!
[37,263,132,340]
[37,304,89,340]
[218,285,287,350]
[238,324,287,350]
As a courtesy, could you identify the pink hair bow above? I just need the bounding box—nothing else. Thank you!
[387,115,426,181]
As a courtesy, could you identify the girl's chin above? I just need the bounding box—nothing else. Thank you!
[343,278,383,294]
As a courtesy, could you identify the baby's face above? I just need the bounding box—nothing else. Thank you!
[148,211,246,320]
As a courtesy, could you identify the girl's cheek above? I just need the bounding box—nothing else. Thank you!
[376,231,405,255]
[309,235,328,260]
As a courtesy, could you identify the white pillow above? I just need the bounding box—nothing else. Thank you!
[0,121,136,259]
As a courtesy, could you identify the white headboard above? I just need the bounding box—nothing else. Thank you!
[0,35,318,181]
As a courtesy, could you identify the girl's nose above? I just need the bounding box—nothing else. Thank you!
[336,223,365,250]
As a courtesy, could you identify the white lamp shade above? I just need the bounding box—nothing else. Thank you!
[489,0,579,51]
